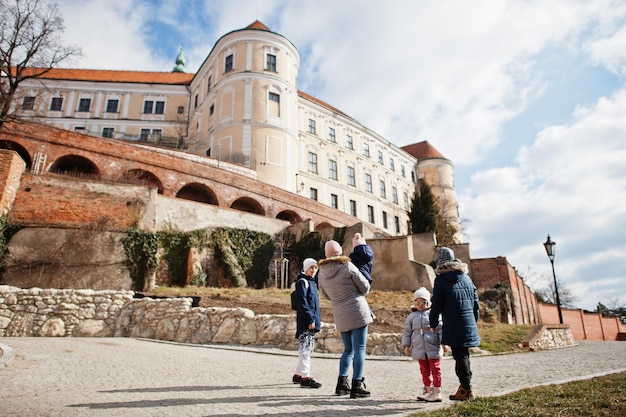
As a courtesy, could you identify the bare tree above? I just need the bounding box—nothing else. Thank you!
[518,265,577,308]
[0,0,81,131]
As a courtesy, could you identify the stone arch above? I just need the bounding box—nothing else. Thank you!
[123,169,164,194]
[315,222,334,231]
[0,140,32,169]
[230,196,265,215]
[176,182,218,205]
[276,210,302,225]
[49,154,99,178]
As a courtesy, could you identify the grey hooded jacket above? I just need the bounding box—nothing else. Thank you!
[402,308,443,360]
[317,255,373,333]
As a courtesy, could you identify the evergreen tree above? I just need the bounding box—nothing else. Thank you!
[408,181,459,245]
[408,182,437,234]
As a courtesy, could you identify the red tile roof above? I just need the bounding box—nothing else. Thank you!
[246,20,271,31]
[15,67,194,85]
[298,90,350,118]
[402,141,447,160]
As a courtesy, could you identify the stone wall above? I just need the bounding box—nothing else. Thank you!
[0,286,403,356]
[522,324,576,350]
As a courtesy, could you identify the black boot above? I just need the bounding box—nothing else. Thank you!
[335,376,350,396]
[350,377,370,398]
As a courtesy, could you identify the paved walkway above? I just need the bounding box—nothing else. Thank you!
[1,337,625,417]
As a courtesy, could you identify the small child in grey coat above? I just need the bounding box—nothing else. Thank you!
[402,287,445,402]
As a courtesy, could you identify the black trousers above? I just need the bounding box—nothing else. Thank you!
[451,346,472,390]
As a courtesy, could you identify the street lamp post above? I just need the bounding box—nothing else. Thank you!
[543,234,563,324]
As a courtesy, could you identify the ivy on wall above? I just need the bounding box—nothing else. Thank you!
[121,225,293,290]
[121,226,158,291]
[157,230,192,287]
[154,229,210,287]
[0,215,20,255]
[0,215,21,278]
[212,227,273,288]
[287,231,324,269]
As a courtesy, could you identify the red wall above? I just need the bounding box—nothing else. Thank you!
[0,121,363,231]
[538,303,625,341]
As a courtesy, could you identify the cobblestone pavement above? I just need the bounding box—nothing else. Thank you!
[1,337,625,417]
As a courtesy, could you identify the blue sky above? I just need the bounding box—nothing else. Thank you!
[55,0,626,311]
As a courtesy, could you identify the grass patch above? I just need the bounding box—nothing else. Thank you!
[411,371,626,417]
[478,322,535,353]
[150,285,295,305]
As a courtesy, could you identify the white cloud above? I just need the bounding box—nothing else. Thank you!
[56,0,169,71]
[460,86,626,309]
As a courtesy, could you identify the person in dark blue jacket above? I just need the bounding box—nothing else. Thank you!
[429,247,480,401]
[349,233,373,283]
[349,233,376,320]
[292,257,322,388]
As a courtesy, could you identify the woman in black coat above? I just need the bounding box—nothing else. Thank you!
[429,247,480,401]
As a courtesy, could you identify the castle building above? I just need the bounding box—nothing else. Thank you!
[7,20,459,237]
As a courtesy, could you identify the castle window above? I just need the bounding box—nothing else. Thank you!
[105,99,118,113]
[225,54,233,72]
[177,106,184,114]
[392,186,398,204]
[268,92,280,118]
[350,200,357,216]
[308,118,316,134]
[401,165,406,177]
[331,193,338,209]
[266,53,276,71]
[49,97,63,111]
[209,104,214,115]
[269,92,280,102]
[382,211,388,229]
[380,180,386,199]
[378,150,384,165]
[346,135,354,150]
[78,98,91,112]
[365,174,372,192]
[395,216,400,234]
[207,75,212,92]
[142,100,164,114]
[22,96,35,111]
[347,166,356,186]
[363,143,370,157]
[309,187,318,201]
[102,127,114,138]
[390,158,395,171]
[328,127,336,142]
[308,152,318,173]
[367,205,375,223]
[329,159,337,180]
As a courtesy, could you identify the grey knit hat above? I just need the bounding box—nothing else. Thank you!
[434,247,455,266]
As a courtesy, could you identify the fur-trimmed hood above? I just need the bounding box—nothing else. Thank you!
[317,254,373,332]
[435,259,469,277]
[318,255,351,267]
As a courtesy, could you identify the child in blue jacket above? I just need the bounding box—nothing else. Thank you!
[292,258,322,388]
